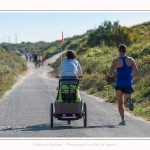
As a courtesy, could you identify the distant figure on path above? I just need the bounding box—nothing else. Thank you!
[33,52,38,67]
[37,53,41,67]
[29,52,32,62]
[41,54,46,66]
[25,53,28,62]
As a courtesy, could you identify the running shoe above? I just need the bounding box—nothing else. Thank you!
[119,120,126,125]
[127,98,134,111]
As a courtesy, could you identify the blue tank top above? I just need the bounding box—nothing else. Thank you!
[116,56,133,86]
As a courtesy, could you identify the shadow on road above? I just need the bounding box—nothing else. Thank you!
[0,124,119,132]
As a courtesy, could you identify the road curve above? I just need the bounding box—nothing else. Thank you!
[0,53,150,137]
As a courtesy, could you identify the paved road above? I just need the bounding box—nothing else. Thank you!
[0,53,150,137]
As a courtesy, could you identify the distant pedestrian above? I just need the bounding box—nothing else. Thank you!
[25,53,28,62]
[41,54,46,66]
[37,53,41,67]
[33,53,38,67]
[29,52,32,62]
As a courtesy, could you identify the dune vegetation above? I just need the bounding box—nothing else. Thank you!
[51,21,150,120]
[1,20,150,120]
[0,46,27,97]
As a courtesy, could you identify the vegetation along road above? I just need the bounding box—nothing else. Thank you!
[0,53,150,137]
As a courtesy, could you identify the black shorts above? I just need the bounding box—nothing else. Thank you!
[115,85,134,94]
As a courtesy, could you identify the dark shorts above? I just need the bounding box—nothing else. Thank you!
[115,85,134,94]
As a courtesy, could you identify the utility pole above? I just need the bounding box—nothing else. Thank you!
[8,36,10,44]
[15,31,19,50]
[3,37,5,43]
[15,34,17,45]
[8,36,10,49]
[5,36,10,49]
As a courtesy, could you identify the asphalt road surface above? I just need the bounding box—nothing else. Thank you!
[0,53,150,138]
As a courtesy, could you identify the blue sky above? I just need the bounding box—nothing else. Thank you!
[0,11,150,44]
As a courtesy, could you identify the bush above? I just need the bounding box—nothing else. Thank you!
[0,47,27,97]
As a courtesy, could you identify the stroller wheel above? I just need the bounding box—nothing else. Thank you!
[50,103,54,127]
[83,103,87,127]
[67,120,71,124]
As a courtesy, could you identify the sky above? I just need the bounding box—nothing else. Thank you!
[0,11,150,44]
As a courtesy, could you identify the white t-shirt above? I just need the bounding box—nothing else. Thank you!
[39,56,43,61]
[56,59,82,77]
[37,55,40,61]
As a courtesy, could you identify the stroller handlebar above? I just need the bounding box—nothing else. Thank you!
[58,78,79,85]
[55,76,83,79]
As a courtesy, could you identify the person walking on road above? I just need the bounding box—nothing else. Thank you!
[29,52,32,62]
[108,44,138,125]
[37,53,41,67]
[41,54,46,67]
[33,52,38,67]
[25,52,28,62]
[39,53,43,67]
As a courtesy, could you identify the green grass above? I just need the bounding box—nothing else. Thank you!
[51,21,150,121]
[43,41,62,59]
[0,47,27,97]
[1,20,150,120]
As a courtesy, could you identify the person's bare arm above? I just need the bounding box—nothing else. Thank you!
[131,59,138,78]
[108,60,116,77]
[56,62,62,77]
[77,62,82,77]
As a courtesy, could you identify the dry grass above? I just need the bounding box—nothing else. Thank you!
[0,47,27,97]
